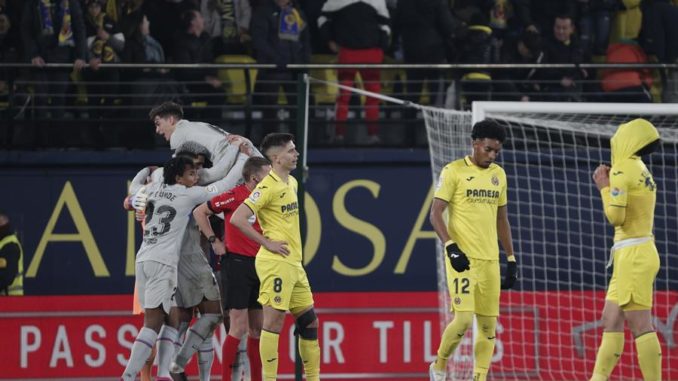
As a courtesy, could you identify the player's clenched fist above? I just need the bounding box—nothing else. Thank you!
[445,241,470,272]
[501,256,518,289]
[592,164,610,190]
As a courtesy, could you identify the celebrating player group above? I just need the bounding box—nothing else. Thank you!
[123,101,663,381]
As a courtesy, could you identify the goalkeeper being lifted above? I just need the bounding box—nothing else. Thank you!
[590,119,662,381]
[428,120,518,381]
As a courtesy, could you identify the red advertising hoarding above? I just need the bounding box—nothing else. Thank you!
[1,291,676,380]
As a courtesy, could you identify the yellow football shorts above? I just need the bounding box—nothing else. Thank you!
[606,241,660,311]
[445,257,500,316]
[255,256,314,311]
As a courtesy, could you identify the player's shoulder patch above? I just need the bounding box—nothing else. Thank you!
[248,189,262,203]
[206,184,218,194]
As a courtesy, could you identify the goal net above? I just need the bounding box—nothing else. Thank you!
[423,101,678,381]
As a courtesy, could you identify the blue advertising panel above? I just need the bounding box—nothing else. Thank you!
[2,148,676,295]
[0,154,439,295]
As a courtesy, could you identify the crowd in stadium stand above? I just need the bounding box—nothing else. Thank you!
[1,0,678,148]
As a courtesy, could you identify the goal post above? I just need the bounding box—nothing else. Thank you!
[423,101,678,381]
[299,75,677,380]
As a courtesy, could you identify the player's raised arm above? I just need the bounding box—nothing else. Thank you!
[230,203,289,256]
[593,164,627,226]
[129,166,157,196]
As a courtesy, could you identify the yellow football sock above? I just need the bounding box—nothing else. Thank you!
[299,337,320,381]
[590,332,624,381]
[260,330,280,381]
[636,332,662,381]
[433,311,473,371]
[474,315,497,380]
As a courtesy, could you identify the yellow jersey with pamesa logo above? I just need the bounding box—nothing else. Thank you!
[434,156,508,260]
[244,170,303,265]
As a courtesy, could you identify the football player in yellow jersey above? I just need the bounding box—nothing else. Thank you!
[428,120,517,381]
[231,133,320,381]
[590,119,662,381]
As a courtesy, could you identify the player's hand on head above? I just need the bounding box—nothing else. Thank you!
[265,240,289,257]
[239,141,252,156]
[226,134,243,144]
[445,241,470,272]
[501,256,518,290]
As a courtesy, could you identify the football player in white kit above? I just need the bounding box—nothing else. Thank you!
[122,148,248,381]
[128,141,250,381]
[149,101,263,185]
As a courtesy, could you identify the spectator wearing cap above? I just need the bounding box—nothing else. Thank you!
[457,12,494,108]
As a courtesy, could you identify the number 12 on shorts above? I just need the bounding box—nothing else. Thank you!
[453,277,470,294]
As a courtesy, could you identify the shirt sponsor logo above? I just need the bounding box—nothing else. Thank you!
[281,202,298,213]
[465,188,500,204]
[466,189,500,198]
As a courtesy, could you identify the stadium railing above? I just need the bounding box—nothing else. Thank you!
[1,62,677,150]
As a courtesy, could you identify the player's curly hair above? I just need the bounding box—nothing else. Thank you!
[471,120,506,143]
[260,132,295,160]
[175,141,213,168]
[149,101,183,121]
[163,156,195,185]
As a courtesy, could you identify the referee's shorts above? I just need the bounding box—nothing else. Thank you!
[220,252,262,310]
